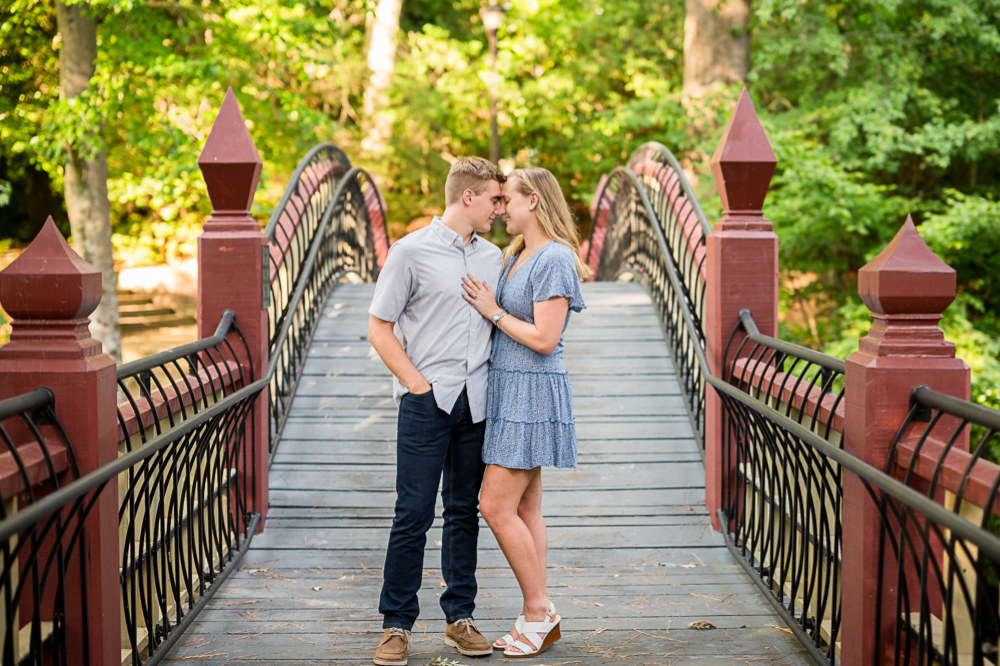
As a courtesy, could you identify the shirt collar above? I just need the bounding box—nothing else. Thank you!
[431,216,478,250]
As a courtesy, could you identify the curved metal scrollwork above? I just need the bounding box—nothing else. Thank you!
[586,145,710,447]
[265,144,389,457]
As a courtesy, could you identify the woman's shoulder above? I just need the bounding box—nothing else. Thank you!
[539,241,577,267]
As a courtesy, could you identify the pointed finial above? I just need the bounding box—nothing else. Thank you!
[710,88,777,219]
[858,215,956,315]
[0,217,102,321]
[197,87,263,215]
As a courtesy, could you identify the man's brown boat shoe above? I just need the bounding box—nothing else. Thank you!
[374,627,410,666]
[444,617,494,656]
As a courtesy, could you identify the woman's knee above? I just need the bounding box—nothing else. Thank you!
[479,492,514,528]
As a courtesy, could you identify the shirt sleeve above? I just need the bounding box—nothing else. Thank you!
[532,246,586,313]
[368,243,414,322]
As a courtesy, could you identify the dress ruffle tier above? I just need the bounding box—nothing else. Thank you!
[482,367,578,470]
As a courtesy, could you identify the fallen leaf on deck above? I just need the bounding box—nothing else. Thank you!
[681,563,698,569]
[572,598,604,607]
[428,657,468,666]
[311,586,324,591]
[688,621,716,630]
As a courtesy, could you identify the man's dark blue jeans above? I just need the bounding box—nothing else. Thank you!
[380,387,487,630]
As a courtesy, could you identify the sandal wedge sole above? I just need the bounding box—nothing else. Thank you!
[504,622,562,658]
[443,638,494,656]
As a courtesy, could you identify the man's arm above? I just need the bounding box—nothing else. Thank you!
[368,315,432,394]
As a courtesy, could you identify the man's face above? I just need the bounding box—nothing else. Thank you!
[466,180,504,233]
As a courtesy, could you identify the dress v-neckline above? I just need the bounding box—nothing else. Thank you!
[504,241,552,285]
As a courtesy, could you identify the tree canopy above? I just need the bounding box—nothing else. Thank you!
[1,0,998,406]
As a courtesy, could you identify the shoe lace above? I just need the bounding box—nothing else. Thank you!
[387,627,410,639]
[454,617,479,637]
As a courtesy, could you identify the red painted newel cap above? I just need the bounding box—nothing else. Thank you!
[710,88,777,215]
[197,87,263,214]
[858,215,955,315]
[0,217,101,320]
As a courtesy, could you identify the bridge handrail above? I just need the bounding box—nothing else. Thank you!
[263,142,351,240]
[626,141,712,237]
[265,166,386,457]
[0,387,86,665]
[592,165,709,445]
[1,320,266,664]
[592,130,1000,663]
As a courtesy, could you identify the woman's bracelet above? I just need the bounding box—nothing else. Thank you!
[492,309,509,328]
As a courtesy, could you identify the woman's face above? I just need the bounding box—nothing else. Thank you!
[500,177,539,236]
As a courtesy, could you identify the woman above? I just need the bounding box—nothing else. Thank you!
[461,167,590,658]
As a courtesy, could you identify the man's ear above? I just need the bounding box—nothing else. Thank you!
[463,189,474,206]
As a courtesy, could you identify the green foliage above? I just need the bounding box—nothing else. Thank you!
[381,0,711,231]
[750,0,1000,415]
[1,0,369,263]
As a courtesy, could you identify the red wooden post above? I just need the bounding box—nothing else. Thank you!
[704,89,779,531]
[196,88,269,533]
[0,218,119,665]
[841,216,969,666]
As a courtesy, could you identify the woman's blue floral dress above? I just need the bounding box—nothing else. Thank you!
[482,241,586,469]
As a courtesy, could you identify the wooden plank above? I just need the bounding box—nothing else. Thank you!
[271,439,699,457]
[166,282,812,664]
[267,488,709,510]
[285,395,689,418]
[301,355,677,376]
[292,376,680,397]
[303,341,673,360]
[266,463,706,491]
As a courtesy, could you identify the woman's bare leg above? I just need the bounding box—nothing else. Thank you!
[480,464,551,653]
[518,468,547,594]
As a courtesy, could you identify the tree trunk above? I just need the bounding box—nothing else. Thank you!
[361,0,402,157]
[683,0,751,96]
[56,1,121,362]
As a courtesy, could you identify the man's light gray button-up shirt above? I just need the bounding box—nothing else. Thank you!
[368,217,503,423]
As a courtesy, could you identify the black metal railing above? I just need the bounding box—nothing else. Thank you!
[719,310,847,663]
[588,141,1000,665]
[264,144,388,457]
[586,144,711,447]
[875,386,1000,665]
[0,141,389,664]
[115,311,257,664]
[0,388,84,666]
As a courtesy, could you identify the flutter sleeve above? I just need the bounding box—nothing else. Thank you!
[532,244,586,313]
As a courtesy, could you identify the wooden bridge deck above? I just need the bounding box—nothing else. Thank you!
[167,282,813,665]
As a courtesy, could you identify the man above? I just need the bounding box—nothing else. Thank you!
[368,157,507,666]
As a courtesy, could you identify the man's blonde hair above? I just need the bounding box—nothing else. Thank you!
[445,157,506,206]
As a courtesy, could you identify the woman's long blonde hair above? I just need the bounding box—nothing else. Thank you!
[503,167,592,280]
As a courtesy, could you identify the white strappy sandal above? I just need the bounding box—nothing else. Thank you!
[492,614,525,649]
[503,603,561,658]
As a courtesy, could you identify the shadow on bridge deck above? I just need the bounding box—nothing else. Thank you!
[167,283,813,665]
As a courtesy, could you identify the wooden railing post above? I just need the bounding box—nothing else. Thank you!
[704,89,778,531]
[196,88,269,533]
[842,216,970,665]
[0,218,119,665]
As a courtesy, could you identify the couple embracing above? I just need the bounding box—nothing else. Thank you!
[368,157,590,665]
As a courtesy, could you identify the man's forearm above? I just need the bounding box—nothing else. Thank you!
[368,315,431,393]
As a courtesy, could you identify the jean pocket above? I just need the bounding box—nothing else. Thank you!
[407,387,435,405]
